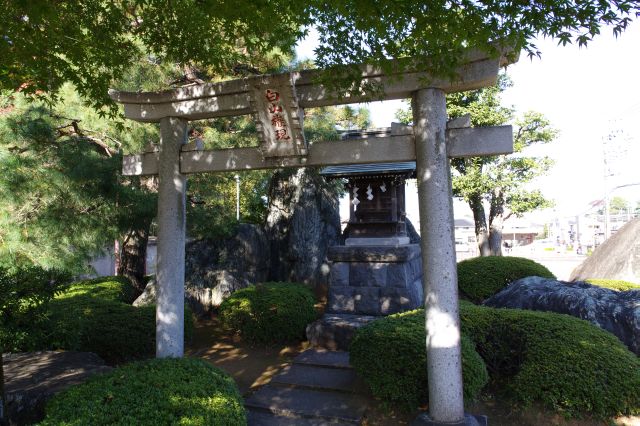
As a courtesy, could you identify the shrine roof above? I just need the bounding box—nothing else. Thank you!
[320,162,416,178]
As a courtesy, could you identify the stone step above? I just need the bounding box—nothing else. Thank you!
[270,364,365,394]
[293,349,351,369]
[246,409,356,426]
[244,385,368,424]
[306,314,377,350]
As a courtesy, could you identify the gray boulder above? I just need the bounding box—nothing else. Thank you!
[132,278,157,307]
[185,223,270,286]
[484,276,640,355]
[265,168,341,287]
[134,271,249,316]
[570,217,640,283]
[4,351,112,424]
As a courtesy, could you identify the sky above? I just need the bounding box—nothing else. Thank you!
[295,22,640,220]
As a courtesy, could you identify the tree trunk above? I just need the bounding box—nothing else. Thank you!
[488,189,508,256]
[468,195,491,256]
[117,227,149,293]
[488,217,504,256]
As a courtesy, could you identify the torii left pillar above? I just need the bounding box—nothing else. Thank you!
[156,116,188,358]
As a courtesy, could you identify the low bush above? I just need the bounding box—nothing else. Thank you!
[8,275,193,364]
[350,309,488,411]
[0,265,70,351]
[56,275,139,304]
[460,302,640,418]
[41,358,246,426]
[46,297,158,364]
[585,278,640,292]
[457,256,555,303]
[219,282,316,344]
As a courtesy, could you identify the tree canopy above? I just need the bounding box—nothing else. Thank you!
[396,75,557,255]
[1,1,638,112]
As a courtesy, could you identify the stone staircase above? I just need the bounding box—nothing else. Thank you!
[245,349,370,425]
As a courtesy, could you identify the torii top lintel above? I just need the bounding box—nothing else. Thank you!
[109,50,515,123]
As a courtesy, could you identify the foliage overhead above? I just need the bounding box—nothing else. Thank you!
[1,1,638,111]
[397,74,558,255]
[1,1,305,113]
[0,89,156,272]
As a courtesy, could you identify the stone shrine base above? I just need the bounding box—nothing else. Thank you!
[308,243,424,350]
[326,244,423,316]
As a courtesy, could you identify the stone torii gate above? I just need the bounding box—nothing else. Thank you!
[110,51,515,425]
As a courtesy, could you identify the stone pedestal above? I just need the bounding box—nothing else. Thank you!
[307,244,423,350]
[326,244,423,316]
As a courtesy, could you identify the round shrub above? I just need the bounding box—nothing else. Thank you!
[8,275,194,364]
[219,282,316,344]
[46,297,194,364]
[41,358,246,426]
[57,275,139,304]
[460,302,640,418]
[457,256,555,303]
[585,278,640,292]
[350,309,488,411]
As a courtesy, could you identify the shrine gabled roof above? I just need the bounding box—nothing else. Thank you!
[320,162,416,177]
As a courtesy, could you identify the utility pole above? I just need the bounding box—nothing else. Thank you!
[235,174,240,222]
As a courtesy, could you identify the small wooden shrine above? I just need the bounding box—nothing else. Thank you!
[321,129,416,245]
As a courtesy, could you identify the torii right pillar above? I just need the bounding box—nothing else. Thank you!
[412,88,486,426]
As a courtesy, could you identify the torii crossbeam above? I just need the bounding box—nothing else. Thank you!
[110,49,516,425]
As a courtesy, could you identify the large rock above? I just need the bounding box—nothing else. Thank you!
[570,217,640,283]
[134,271,249,316]
[266,168,341,287]
[185,223,270,286]
[4,351,112,425]
[484,276,640,355]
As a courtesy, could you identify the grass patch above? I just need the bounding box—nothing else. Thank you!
[585,278,640,292]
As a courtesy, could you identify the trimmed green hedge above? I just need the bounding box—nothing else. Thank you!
[57,275,139,304]
[457,256,555,303]
[350,310,488,411]
[46,277,193,364]
[41,358,246,426]
[10,276,193,364]
[460,302,640,418]
[219,282,316,344]
[585,278,640,292]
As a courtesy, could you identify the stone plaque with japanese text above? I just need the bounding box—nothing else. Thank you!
[249,73,307,164]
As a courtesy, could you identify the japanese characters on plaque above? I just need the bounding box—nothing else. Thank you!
[249,73,307,164]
